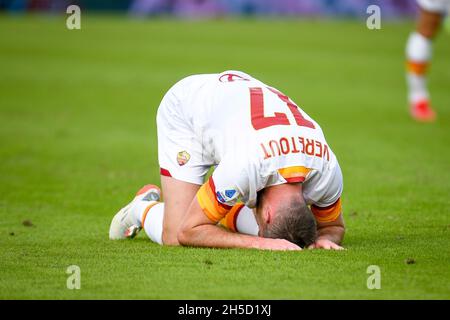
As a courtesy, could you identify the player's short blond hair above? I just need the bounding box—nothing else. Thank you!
[262,197,317,248]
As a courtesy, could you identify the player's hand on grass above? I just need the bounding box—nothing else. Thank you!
[308,239,344,250]
[255,238,302,251]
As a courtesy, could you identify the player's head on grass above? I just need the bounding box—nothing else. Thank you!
[255,183,317,248]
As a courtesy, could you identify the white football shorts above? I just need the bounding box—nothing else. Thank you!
[417,0,450,13]
[156,77,214,185]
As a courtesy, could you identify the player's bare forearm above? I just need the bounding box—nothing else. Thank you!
[309,213,345,250]
[317,225,345,245]
[178,198,301,251]
[179,223,271,249]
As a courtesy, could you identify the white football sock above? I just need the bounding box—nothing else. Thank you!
[406,32,432,103]
[141,202,164,245]
[406,32,432,62]
[407,74,429,103]
[131,199,155,225]
[235,206,259,236]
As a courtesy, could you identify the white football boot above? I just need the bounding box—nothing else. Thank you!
[109,184,161,240]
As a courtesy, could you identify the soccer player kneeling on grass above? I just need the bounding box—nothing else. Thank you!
[109,71,345,251]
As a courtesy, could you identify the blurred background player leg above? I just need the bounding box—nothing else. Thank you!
[405,0,448,121]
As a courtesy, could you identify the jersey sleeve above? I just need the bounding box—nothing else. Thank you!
[196,162,246,223]
[196,177,234,222]
[303,158,343,223]
[311,198,342,223]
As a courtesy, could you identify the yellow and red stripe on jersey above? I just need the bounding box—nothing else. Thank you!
[406,61,429,75]
[311,198,342,223]
[219,203,244,232]
[278,166,311,183]
[197,177,233,223]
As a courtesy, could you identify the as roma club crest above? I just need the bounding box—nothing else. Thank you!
[177,151,191,166]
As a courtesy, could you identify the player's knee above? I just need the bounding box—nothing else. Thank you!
[418,24,440,39]
[418,10,443,39]
[162,228,180,246]
[176,227,190,247]
[176,230,185,246]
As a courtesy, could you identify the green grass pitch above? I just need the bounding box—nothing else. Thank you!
[0,15,449,299]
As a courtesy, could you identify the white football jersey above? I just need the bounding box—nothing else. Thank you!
[157,70,343,215]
